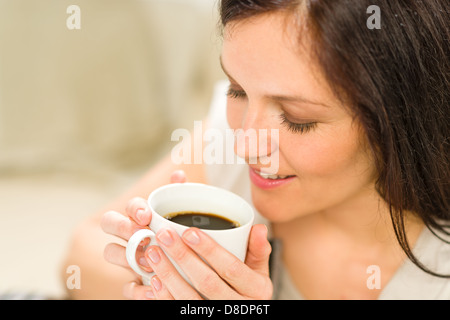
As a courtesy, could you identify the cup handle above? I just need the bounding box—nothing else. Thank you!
[126,229,157,281]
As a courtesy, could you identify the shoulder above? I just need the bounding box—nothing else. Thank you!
[416,226,450,276]
[380,227,450,300]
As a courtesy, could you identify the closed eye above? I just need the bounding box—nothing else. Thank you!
[226,87,247,99]
[279,113,317,134]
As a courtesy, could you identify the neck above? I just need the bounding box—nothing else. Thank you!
[271,185,425,300]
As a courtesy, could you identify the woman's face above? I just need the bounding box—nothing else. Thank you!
[222,12,377,223]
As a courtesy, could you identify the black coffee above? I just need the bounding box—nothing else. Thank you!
[164,211,240,230]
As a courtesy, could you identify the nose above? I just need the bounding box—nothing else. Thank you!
[234,107,279,168]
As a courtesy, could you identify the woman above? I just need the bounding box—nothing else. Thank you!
[65,0,449,299]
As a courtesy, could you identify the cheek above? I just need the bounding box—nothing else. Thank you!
[300,139,354,175]
[283,122,372,179]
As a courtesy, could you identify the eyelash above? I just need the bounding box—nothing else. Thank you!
[226,87,247,99]
[226,87,317,134]
[279,114,317,134]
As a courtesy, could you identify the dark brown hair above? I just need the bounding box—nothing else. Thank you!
[220,0,450,277]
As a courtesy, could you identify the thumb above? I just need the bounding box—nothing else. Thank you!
[170,170,187,183]
[245,224,272,276]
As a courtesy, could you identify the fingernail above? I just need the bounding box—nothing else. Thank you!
[183,229,200,245]
[139,256,150,268]
[157,229,174,247]
[146,247,160,264]
[151,276,162,292]
[261,224,268,237]
[136,208,147,224]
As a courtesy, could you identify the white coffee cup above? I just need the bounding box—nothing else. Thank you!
[126,183,255,285]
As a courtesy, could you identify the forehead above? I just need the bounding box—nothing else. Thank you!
[221,12,335,106]
[222,11,307,58]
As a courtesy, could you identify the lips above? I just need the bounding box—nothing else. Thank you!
[249,167,296,190]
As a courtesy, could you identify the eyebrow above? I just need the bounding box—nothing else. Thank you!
[219,56,331,108]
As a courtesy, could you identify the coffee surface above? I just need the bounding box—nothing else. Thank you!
[165,211,240,230]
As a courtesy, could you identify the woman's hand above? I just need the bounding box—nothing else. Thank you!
[141,223,273,300]
[100,170,187,299]
[101,170,273,300]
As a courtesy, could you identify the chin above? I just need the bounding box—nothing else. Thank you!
[250,186,303,223]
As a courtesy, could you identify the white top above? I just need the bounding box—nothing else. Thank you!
[204,81,450,300]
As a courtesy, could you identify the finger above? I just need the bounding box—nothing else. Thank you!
[245,224,272,276]
[170,170,187,183]
[101,210,146,241]
[154,228,239,299]
[182,227,272,299]
[104,242,153,273]
[144,245,203,300]
[150,275,175,300]
[123,281,155,300]
[103,242,130,269]
[125,197,152,226]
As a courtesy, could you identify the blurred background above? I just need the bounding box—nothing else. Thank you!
[0,0,224,298]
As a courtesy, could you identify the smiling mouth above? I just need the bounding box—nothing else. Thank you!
[249,167,296,190]
[253,170,296,180]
